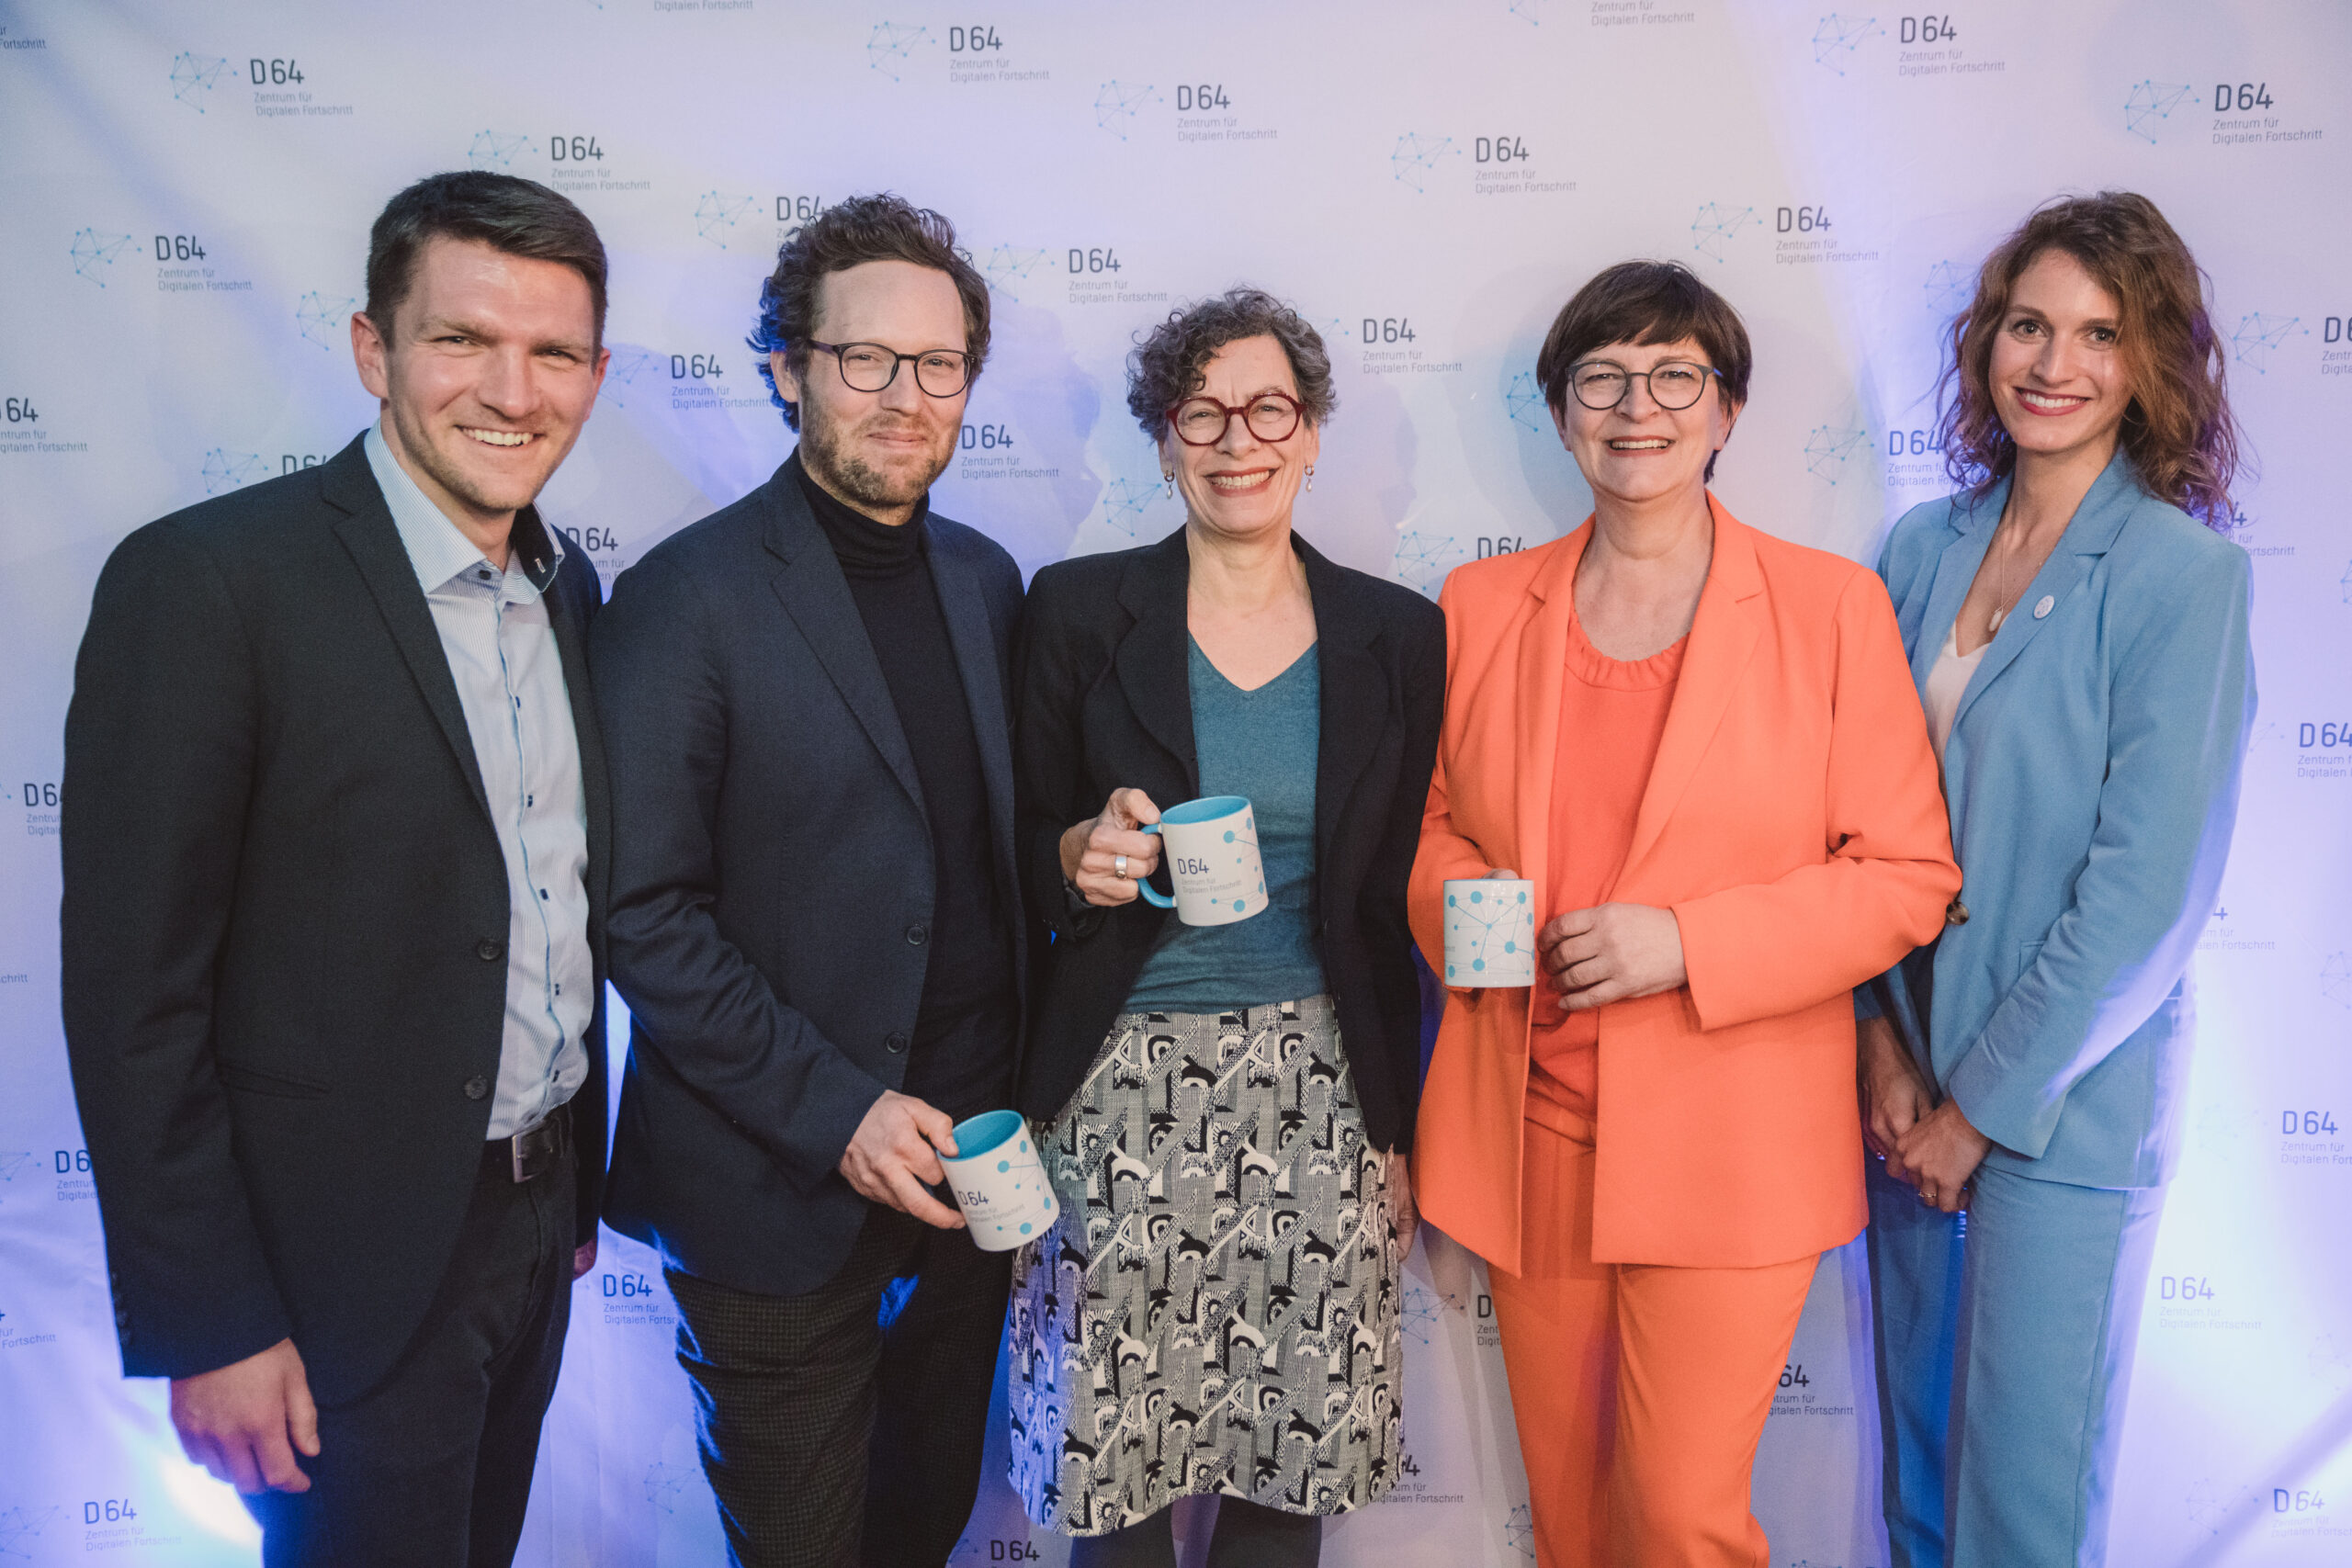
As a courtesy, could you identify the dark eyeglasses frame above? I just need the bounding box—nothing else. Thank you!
[1567,358,1723,412]
[1163,389,1305,447]
[805,339,974,398]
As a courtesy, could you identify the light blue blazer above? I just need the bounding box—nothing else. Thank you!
[1863,452,2255,1190]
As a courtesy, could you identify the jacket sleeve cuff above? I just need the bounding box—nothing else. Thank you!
[1942,1043,2057,1161]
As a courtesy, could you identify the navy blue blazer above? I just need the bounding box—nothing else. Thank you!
[592,462,1025,1295]
[1864,453,2256,1189]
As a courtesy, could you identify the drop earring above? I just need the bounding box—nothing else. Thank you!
[1304,463,1316,493]
[1162,472,1175,498]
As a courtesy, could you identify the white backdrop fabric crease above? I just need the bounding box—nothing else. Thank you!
[2,2,2347,1563]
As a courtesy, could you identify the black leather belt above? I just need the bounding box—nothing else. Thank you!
[486,1100,572,1184]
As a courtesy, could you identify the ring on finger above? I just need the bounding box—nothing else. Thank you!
[1114,853,1129,878]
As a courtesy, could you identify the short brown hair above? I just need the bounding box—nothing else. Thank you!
[748,193,990,431]
[366,171,607,344]
[1125,287,1336,439]
[1535,261,1751,480]
[1936,191,2241,527]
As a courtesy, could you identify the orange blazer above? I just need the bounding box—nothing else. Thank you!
[1410,501,1959,1273]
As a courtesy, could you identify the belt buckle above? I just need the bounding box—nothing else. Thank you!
[509,1103,568,1183]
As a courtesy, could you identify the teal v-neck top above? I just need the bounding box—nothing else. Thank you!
[1123,637,1327,1014]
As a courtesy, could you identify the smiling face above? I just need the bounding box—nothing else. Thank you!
[1985,247,2132,468]
[1158,333,1320,546]
[775,258,970,517]
[352,237,607,531]
[1553,335,1737,511]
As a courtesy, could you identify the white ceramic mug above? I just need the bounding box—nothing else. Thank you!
[1138,795,1266,926]
[1442,878,1536,987]
[939,1110,1059,1251]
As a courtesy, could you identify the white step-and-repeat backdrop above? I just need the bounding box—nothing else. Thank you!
[3,1,2346,1562]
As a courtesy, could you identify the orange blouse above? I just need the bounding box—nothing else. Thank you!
[1528,615,1685,1120]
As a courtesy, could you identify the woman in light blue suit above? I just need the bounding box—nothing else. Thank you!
[1858,191,2256,1568]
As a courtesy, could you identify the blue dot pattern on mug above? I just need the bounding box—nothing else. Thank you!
[1445,884,1533,978]
[1211,813,1265,914]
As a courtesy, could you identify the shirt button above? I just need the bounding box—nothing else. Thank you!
[1946,897,1970,927]
[464,1076,491,1100]
[539,888,549,900]
[478,938,506,962]
[905,922,930,945]
[885,1032,910,1055]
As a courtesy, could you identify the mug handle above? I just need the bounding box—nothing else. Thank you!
[1136,823,1175,908]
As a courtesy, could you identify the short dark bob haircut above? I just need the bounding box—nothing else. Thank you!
[1125,287,1336,441]
[365,171,608,344]
[747,193,991,431]
[1936,191,2240,528]
[1535,260,1752,481]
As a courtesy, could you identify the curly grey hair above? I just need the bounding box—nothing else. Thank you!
[1125,287,1337,439]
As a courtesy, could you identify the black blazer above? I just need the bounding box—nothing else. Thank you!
[60,434,612,1404]
[1014,527,1444,1153]
[592,463,1026,1296]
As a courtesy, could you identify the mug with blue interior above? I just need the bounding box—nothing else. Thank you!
[938,1109,1058,1251]
[1138,795,1265,926]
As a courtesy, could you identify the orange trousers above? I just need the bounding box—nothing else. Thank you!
[1487,1096,1819,1568]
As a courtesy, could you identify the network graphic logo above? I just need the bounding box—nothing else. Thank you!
[694,192,757,250]
[983,246,1055,303]
[1923,260,1972,321]
[1690,203,1758,265]
[1094,477,1163,540]
[1390,133,1463,194]
[1094,81,1159,141]
[1506,371,1547,432]
[468,131,533,171]
[866,22,931,81]
[1505,1503,1537,1558]
[1394,530,1461,597]
[2185,1479,2251,1536]
[2124,81,2200,142]
[1508,0,1546,23]
[2230,313,2307,374]
[642,1460,695,1516]
[2322,951,2351,1009]
[1399,1283,1446,1346]
[1804,425,1871,484]
[0,1505,60,1560]
[71,229,139,287]
[598,346,662,410]
[295,292,356,352]
[202,449,270,495]
[1810,14,1884,75]
[170,51,232,110]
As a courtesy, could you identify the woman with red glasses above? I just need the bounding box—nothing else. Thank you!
[1006,287,1444,1566]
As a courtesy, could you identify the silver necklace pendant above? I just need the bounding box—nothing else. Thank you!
[1985,604,2007,634]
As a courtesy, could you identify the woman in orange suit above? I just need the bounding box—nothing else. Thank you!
[1410,261,1960,1568]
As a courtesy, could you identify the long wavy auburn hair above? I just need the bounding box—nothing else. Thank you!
[1937,191,2244,528]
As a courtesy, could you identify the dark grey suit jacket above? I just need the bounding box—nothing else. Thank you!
[61,434,612,1403]
[592,461,1025,1295]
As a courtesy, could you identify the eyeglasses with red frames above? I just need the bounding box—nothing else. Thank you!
[1164,390,1304,446]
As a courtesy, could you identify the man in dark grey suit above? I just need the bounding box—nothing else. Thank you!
[592,194,1025,1567]
[62,172,614,1566]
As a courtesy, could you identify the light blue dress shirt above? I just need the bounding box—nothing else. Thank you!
[366,423,592,1140]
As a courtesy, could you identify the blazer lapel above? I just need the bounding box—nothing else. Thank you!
[1114,530,1200,794]
[1300,536,1386,867]
[761,470,927,819]
[1512,525,1588,911]
[926,527,1017,874]
[1909,480,2004,691]
[1622,500,1763,882]
[321,440,492,823]
[1948,453,2137,740]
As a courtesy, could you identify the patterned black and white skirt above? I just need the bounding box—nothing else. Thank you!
[1008,995,1403,1536]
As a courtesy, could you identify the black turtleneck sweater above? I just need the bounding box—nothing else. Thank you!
[793,452,1014,1117]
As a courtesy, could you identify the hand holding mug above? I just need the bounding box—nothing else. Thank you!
[1059,787,1162,907]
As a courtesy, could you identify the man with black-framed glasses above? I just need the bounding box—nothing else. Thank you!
[591,192,1024,1567]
